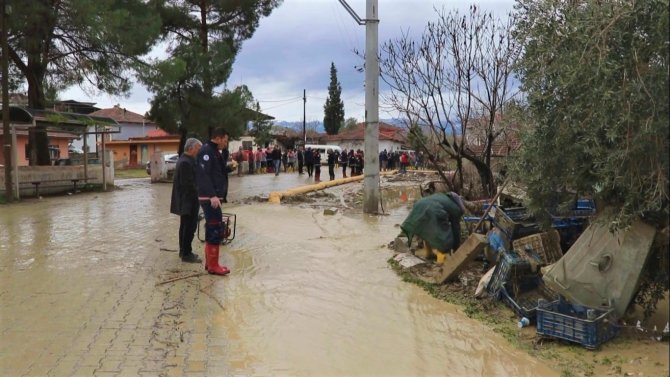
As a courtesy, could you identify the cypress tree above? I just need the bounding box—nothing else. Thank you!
[323,62,345,135]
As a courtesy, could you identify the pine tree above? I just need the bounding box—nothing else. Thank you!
[323,62,345,135]
[140,0,281,139]
[6,0,162,164]
[249,102,273,147]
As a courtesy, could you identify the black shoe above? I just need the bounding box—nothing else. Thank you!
[181,253,202,263]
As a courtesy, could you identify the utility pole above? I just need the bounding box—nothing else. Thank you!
[338,0,379,214]
[1,0,13,202]
[302,89,306,144]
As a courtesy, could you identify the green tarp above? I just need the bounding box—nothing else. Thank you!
[401,193,464,252]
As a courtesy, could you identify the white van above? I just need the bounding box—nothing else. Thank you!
[305,144,343,164]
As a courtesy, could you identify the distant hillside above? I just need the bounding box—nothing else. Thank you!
[272,118,408,133]
[273,120,323,132]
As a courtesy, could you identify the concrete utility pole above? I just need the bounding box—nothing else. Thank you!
[1,0,14,202]
[338,0,380,214]
[303,89,306,144]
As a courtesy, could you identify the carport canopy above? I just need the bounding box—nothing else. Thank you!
[0,105,120,135]
[1,105,121,195]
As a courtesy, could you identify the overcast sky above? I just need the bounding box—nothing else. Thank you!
[61,0,514,122]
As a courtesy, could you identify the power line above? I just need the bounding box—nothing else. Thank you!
[260,98,302,111]
[256,96,302,103]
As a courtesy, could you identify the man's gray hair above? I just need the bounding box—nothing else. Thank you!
[184,138,202,152]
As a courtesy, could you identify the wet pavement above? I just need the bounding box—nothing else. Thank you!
[0,171,558,376]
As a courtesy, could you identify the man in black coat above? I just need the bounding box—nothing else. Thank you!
[327,148,336,181]
[304,147,314,177]
[170,138,203,263]
[297,146,305,174]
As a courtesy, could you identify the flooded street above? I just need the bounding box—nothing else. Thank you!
[0,175,557,376]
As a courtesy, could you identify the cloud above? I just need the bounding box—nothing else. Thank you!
[58,0,515,122]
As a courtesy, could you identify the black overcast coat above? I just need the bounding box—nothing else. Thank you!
[170,154,198,216]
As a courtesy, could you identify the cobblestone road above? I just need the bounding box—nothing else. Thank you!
[0,174,558,377]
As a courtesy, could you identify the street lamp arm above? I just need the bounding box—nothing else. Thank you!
[337,0,366,25]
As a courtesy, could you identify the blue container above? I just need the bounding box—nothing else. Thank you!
[500,286,540,322]
[488,206,541,240]
[486,251,532,299]
[536,298,619,349]
[572,199,596,217]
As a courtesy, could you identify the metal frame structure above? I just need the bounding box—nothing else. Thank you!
[0,105,120,198]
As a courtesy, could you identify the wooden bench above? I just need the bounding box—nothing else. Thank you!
[30,177,98,197]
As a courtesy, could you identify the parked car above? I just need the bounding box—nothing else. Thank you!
[146,153,179,175]
[68,146,84,154]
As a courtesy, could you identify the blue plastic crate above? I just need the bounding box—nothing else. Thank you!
[536,298,619,349]
[500,279,556,323]
[488,206,541,240]
[486,251,532,299]
[500,285,539,322]
[572,199,596,217]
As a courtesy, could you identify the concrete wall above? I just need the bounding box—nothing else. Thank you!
[0,151,114,197]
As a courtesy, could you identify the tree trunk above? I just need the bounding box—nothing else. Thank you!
[178,127,187,156]
[26,60,52,165]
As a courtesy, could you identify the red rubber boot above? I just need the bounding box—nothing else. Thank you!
[204,243,230,276]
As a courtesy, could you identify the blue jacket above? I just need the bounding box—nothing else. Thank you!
[196,140,232,199]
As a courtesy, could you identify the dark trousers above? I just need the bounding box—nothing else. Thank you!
[200,201,223,244]
[306,163,314,177]
[298,161,304,174]
[328,164,335,180]
[341,163,347,177]
[179,207,199,256]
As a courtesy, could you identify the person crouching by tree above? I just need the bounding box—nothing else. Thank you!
[170,138,203,264]
[196,127,237,276]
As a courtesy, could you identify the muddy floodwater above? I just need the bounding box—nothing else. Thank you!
[0,176,558,376]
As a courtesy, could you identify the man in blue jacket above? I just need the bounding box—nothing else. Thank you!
[196,127,237,276]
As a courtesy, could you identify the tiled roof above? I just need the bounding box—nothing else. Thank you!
[146,129,173,137]
[90,105,152,124]
[465,113,522,157]
[323,122,406,143]
[465,138,521,157]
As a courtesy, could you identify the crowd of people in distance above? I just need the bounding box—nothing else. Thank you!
[230,146,429,179]
[379,149,427,174]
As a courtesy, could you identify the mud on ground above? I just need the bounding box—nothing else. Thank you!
[273,171,670,377]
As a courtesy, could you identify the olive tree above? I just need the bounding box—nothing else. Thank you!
[511,0,669,316]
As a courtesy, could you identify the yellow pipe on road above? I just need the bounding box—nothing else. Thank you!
[268,170,397,204]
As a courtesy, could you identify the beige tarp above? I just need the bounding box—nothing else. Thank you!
[543,219,656,318]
